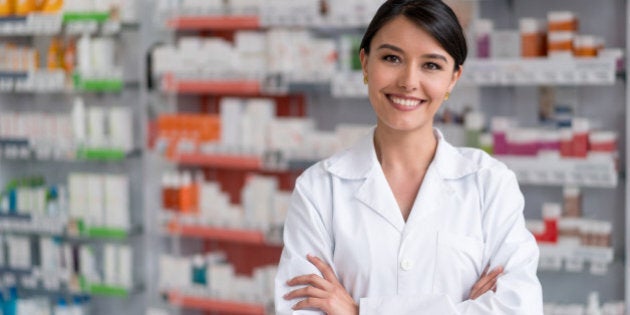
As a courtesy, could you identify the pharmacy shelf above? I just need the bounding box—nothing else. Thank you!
[11,281,134,299]
[496,154,618,188]
[0,213,66,235]
[0,213,32,221]
[173,153,263,170]
[0,70,127,94]
[0,13,62,36]
[0,145,139,162]
[0,267,35,276]
[73,73,124,93]
[538,243,614,275]
[17,287,90,300]
[88,283,133,298]
[460,57,618,86]
[76,148,131,161]
[0,138,29,147]
[0,69,66,93]
[161,73,262,95]
[84,226,136,240]
[166,15,260,30]
[166,221,278,246]
[166,290,266,315]
[62,12,110,23]
[0,214,140,241]
[0,71,28,80]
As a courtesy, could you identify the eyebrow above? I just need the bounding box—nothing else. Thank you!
[376,44,448,62]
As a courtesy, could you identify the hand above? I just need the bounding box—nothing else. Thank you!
[469,264,503,300]
[284,254,359,315]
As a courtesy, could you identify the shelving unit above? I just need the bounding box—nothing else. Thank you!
[146,5,307,314]
[0,1,145,313]
[472,0,627,308]
[146,1,626,313]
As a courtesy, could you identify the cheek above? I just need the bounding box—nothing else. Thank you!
[424,80,452,98]
[368,62,397,85]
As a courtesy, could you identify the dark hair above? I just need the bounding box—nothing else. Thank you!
[360,0,467,71]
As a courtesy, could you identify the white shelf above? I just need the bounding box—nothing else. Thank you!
[538,243,614,275]
[0,13,62,36]
[460,57,617,86]
[0,70,66,93]
[0,214,66,235]
[496,154,618,188]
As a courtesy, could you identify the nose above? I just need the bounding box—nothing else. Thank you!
[398,64,420,91]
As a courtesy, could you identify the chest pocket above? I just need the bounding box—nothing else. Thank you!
[432,230,484,302]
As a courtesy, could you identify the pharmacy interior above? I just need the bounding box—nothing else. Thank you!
[0,0,627,314]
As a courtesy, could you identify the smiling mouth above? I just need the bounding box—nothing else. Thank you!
[387,95,425,108]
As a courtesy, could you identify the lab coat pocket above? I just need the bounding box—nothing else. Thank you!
[433,231,485,302]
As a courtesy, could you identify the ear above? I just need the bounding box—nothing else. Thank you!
[360,48,368,77]
[447,65,463,92]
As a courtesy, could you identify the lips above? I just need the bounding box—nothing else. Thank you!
[387,94,425,110]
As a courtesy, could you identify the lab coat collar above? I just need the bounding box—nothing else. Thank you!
[324,127,480,181]
[324,127,378,180]
[325,127,480,232]
[432,128,480,179]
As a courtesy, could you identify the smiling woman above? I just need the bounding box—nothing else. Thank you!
[360,16,461,155]
[274,1,544,314]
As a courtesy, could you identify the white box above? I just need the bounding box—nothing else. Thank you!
[86,174,105,227]
[104,175,130,230]
[490,30,521,58]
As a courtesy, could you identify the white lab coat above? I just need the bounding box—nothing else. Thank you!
[275,128,543,315]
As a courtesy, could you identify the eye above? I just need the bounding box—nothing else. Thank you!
[382,55,401,64]
[424,62,443,70]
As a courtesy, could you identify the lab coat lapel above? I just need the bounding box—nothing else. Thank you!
[354,166,406,232]
[405,129,479,230]
[405,164,448,228]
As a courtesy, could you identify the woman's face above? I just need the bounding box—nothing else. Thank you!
[360,16,462,134]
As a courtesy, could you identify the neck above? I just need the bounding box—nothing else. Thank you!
[373,125,437,172]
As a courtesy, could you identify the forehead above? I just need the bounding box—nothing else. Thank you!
[371,16,450,57]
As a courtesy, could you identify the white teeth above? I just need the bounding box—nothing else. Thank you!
[390,96,421,107]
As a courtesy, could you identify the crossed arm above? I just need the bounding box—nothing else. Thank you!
[283,255,503,315]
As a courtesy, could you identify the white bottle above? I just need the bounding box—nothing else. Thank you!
[72,97,87,148]
[77,34,92,77]
[586,291,602,315]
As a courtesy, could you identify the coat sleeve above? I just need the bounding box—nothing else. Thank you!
[274,171,333,315]
[358,168,543,315]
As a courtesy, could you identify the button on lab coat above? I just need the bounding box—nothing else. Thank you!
[275,128,543,314]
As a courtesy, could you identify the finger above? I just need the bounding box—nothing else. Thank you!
[486,266,504,279]
[491,284,497,292]
[283,285,328,300]
[481,264,490,277]
[470,267,503,299]
[472,268,503,298]
[292,297,328,312]
[475,266,503,289]
[307,254,339,284]
[287,273,332,291]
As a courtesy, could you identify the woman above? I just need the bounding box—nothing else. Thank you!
[275,0,543,314]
